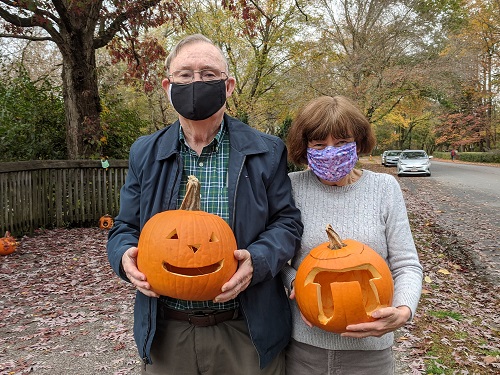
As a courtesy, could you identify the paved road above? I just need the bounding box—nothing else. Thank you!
[430,160,500,210]
[394,159,499,284]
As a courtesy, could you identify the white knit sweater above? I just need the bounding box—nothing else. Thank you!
[282,169,423,351]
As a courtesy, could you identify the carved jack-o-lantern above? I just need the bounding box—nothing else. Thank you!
[295,225,394,333]
[99,214,114,229]
[0,231,18,256]
[137,175,238,300]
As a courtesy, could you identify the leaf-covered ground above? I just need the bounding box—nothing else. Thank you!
[364,160,500,374]
[0,228,140,375]
[1,159,498,375]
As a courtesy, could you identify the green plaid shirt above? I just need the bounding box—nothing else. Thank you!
[160,121,239,311]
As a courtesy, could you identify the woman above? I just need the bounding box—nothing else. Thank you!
[282,96,423,374]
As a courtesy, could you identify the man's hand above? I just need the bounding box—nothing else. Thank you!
[122,247,159,298]
[341,306,411,338]
[214,249,253,303]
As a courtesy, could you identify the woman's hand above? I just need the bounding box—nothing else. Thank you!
[341,306,411,338]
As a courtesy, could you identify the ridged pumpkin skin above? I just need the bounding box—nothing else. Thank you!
[137,210,237,300]
[137,176,238,301]
[295,227,394,333]
[0,232,18,256]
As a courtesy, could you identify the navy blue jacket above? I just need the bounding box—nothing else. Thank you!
[107,114,303,369]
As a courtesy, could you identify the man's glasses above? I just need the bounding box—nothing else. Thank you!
[168,69,228,85]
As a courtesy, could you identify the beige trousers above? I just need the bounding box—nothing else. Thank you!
[142,316,285,375]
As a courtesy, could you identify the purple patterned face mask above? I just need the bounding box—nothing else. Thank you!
[307,142,358,182]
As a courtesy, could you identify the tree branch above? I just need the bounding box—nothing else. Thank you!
[0,1,61,43]
[51,0,74,33]
[248,0,272,22]
[94,0,162,49]
[0,33,53,42]
[0,0,60,26]
[294,0,308,21]
[93,12,128,49]
[0,5,38,28]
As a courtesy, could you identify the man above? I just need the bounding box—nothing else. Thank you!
[107,34,303,374]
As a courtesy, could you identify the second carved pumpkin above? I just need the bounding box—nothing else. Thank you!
[295,225,394,333]
[98,214,114,229]
[137,175,238,301]
[0,231,18,256]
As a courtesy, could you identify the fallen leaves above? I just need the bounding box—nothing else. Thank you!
[363,161,500,374]
[437,268,451,275]
[0,228,139,375]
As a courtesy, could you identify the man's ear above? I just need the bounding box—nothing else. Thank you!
[162,78,171,91]
[225,77,236,98]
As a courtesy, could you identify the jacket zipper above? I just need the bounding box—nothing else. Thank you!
[142,297,152,369]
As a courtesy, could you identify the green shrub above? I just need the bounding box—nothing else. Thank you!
[458,151,500,163]
[100,94,150,159]
[432,151,500,163]
[0,65,66,161]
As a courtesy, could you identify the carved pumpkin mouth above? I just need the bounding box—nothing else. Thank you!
[162,260,224,276]
[304,265,381,286]
[305,265,382,323]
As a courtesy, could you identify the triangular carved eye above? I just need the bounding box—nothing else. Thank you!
[188,244,201,253]
[167,229,178,239]
[209,232,219,242]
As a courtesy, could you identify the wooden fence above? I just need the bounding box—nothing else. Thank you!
[0,160,129,236]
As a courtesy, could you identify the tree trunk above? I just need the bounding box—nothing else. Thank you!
[60,35,101,160]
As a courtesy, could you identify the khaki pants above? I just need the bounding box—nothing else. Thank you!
[285,339,394,375]
[143,315,285,375]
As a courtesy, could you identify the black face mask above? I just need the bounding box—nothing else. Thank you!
[169,80,227,121]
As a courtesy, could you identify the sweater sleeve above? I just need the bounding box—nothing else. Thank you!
[383,175,423,318]
[281,263,297,295]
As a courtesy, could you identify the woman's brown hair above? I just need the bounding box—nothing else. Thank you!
[287,96,376,166]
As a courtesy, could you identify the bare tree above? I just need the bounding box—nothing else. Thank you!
[305,0,434,121]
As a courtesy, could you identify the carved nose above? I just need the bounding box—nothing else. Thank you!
[188,244,201,253]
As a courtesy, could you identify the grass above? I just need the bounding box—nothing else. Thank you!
[428,310,464,320]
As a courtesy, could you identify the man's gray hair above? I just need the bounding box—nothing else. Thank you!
[165,34,229,73]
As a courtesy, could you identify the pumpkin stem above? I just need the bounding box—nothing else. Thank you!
[326,224,346,250]
[179,175,201,211]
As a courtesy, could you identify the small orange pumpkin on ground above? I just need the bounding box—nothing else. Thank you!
[295,225,394,333]
[99,214,114,229]
[137,175,238,300]
[0,231,19,256]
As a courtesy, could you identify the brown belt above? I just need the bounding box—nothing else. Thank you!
[158,305,239,327]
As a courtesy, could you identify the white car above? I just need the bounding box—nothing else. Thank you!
[383,150,403,166]
[397,150,432,176]
[381,151,388,165]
